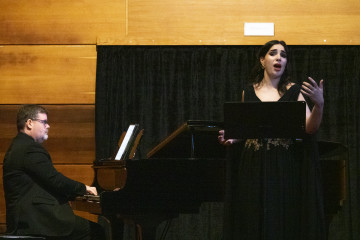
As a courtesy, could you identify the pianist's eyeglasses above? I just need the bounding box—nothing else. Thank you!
[31,119,49,126]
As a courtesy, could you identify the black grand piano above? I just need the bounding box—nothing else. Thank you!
[71,120,347,240]
[72,120,227,240]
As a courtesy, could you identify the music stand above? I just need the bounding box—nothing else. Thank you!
[224,101,306,139]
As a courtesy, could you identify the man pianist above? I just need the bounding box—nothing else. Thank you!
[2,104,105,240]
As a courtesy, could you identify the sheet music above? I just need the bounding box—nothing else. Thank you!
[115,124,136,160]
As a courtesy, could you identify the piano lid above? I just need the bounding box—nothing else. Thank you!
[146,120,226,159]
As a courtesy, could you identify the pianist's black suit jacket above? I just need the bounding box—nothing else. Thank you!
[2,132,87,236]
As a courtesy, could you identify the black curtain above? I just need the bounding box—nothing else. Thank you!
[95,45,360,240]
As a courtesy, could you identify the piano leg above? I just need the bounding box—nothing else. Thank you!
[135,224,156,240]
[119,213,178,240]
[98,215,125,240]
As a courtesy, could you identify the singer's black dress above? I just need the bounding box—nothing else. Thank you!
[223,84,326,240]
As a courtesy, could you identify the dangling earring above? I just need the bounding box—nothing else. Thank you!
[261,64,265,69]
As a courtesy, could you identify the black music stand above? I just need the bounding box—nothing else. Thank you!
[224,101,306,139]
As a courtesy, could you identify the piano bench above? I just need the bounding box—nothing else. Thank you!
[0,236,46,239]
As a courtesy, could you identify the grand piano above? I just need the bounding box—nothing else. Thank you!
[71,120,227,240]
[71,120,347,240]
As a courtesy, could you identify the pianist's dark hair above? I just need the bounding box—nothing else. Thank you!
[248,40,291,96]
[17,104,48,132]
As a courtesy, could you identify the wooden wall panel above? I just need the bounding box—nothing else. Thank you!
[0,0,126,45]
[1,0,359,45]
[121,0,360,45]
[0,45,96,104]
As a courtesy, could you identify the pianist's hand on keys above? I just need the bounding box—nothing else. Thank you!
[86,185,98,195]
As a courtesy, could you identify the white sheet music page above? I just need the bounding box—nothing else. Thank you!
[115,124,136,160]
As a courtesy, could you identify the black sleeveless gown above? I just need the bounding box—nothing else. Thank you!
[223,84,326,240]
